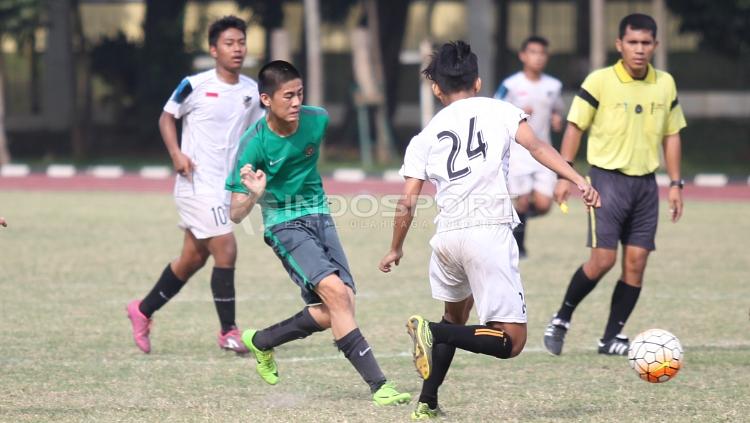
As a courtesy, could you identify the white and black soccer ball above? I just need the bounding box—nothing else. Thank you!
[627,328,683,383]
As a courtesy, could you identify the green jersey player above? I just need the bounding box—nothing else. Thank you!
[226,60,411,406]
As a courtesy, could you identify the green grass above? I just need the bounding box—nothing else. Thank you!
[0,192,748,422]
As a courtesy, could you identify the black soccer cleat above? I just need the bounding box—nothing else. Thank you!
[543,315,570,356]
[598,334,630,356]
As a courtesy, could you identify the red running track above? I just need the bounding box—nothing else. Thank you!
[0,174,748,201]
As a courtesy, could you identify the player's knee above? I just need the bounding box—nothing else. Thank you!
[320,281,353,312]
[535,201,551,215]
[588,255,616,276]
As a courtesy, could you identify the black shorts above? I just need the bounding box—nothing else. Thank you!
[264,214,356,305]
[587,166,658,251]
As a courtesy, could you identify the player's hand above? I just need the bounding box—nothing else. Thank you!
[576,181,601,209]
[668,186,683,223]
[378,249,403,273]
[172,152,195,182]
[554,179,572,205]
[0,217,6,227]
[240,164,266,197]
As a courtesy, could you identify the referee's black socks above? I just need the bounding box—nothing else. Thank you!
[556,265,602,322]
[602,280,641,341]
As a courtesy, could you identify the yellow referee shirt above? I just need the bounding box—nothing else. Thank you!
[567,60,687,176]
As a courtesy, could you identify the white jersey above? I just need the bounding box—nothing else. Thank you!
[495,72,564,173]
[400,97,528,232]
[163,69,264,198]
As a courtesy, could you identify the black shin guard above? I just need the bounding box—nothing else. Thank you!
[252,307,325,350]
[419,318,456,409]
[335,328,386,393]
[139,264,186,318]
[602,280,641,341]
[557,265,601,322]
[430,322,513,359]
[211,267,236,333]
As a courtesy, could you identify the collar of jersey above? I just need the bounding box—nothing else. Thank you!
[613,60,656,84]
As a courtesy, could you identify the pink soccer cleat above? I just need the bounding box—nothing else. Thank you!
[126,300,152,353]
[218,327,250,354]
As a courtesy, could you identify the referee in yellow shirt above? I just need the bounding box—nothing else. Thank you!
[543,13,686,356]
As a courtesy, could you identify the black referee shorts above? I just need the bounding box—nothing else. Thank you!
[264,213,356,305]
[586,166,659,251]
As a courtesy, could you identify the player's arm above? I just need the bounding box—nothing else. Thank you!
[378,177,424,273]
[229,165,266,223]
[663,132,683,223]
[515,121,599,209]
[159,111,195,182]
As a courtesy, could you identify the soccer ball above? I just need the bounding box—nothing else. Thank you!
[627,329,683,383]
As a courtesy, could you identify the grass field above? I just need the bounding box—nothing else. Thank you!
[1,191,749,422]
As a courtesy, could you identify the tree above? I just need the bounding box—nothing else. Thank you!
[0,0,42,164]
[666,0,750,57]
[136,0,191,146]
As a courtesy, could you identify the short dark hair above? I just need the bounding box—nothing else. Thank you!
[422,41,478,95]
[208,15,247,46]
[618,13,657,39]
[521,35,548,51]
[258,60,302,96]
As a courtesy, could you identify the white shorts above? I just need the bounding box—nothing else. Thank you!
[174,194,233,240]
[508,166,556,198]
[428,224,527,325]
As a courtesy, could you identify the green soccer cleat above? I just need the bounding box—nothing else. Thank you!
[411,402,442,420]
[372,381,411,406]
[241,329,279,385]
[406,315,433,380]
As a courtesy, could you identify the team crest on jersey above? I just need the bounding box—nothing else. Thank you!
[304,144,315,157]
[243,96,252,107]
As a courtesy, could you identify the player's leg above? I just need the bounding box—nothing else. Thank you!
[509,174,533,258]
[413,297,473,418]
[530,167,556,217]
[127,229,209,353]
[545,166,624,355]
[144,230,209,315]
[206,232,249,353]
[599,174,658,354]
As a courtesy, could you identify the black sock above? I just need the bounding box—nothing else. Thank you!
[253,307,325,350]
[335,328,386,393]
[429,322,513,359]
[513,213,527,252]
[211,267,236,333]
[602,280,641,341]
[556,265,601,322]
[139,264,186,318]
[419,318,456,409]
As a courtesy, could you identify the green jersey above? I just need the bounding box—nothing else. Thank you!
[226,105,330,227]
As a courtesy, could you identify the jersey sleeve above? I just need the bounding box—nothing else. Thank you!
[399,134,429,180]
[567,72,601,130]
[502,102,530,142]
[225,124,264,194]
[163,77,195,119]
[494,83,509,100]
[664,78,687,135]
